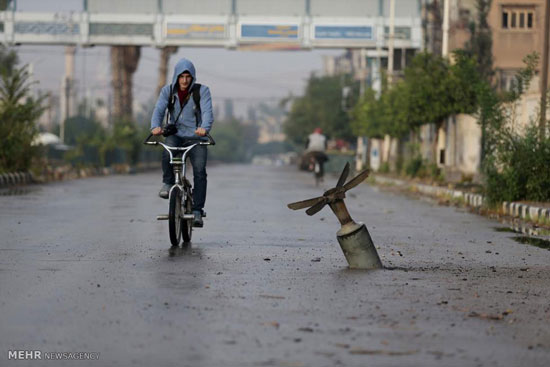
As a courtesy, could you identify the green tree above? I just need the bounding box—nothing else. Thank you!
[62,115,104,146]
[0,0,11,11]
[0,46,44,173]
[449,50,484,115]
[351,51,485,172]
[209,119,258,163]
[283,74,356,146]
[404,52,453,129]
[351,88,384,138]
[464,0,494,82]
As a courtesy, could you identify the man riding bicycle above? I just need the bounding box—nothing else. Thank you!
[150,58,214,228]
[304,127,328,178]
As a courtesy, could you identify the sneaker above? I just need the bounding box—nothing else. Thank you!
[193,210,203,228]
[159,184,171,199]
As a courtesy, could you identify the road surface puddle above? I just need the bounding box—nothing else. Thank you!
[0,186,40,196]
[494,222,550,236]
[494,224,550,250]
[511,236,550,250]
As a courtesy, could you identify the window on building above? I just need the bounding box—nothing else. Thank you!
[502,8,535,30]
[498,70,520,92]
[519,12,525,28]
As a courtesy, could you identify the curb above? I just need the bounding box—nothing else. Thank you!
[0,163,160,188]
[503,201,550,224]
[372,175,549,225]
[0,171,34,187]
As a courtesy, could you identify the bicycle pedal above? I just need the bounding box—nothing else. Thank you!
[157,215,169,220]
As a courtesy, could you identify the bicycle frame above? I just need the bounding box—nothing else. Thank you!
[144,132,215,200]
[157,141,198,194]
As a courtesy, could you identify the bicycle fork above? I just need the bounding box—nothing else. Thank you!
[156,161,194,221]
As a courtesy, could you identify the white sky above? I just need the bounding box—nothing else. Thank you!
[14,0,342,118]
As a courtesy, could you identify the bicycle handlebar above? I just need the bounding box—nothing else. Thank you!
[143,130,216,146]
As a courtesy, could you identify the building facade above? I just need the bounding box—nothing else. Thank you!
[490,0,545,90]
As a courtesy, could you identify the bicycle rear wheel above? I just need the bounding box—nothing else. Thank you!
[314,162,321,187]
[168,187,183,246]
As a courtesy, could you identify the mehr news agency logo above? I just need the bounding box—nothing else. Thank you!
[8,350,100,361]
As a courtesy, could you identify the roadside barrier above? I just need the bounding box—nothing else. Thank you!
[373,175,549,226]
[0,171,34,187]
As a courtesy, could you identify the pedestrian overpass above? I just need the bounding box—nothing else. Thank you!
[0,0,422,50]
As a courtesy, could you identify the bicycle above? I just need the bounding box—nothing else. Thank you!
[310,155,323,187]
[144,132,215,246]
[304,151,327,187]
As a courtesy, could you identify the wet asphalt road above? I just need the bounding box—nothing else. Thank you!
[1,164,549,367]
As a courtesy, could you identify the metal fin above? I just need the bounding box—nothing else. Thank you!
[336,162,350,188]
[305,198,328,216]
[343,169,370,191]
[288,197,324,210]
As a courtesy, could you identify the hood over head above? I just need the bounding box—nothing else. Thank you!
[171,58,196,92]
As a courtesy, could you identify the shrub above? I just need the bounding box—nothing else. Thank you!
[404,155,423,177]
[485,124,550,204]
[0,47,44,173]
[378,162,390,173]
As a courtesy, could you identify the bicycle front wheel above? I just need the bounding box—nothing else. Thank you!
[181,189,193,244]
[168,187,183,246]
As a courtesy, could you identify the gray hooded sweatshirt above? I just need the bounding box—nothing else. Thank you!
[151,58,214,138]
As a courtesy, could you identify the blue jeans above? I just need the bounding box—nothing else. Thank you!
[162,135,208,211]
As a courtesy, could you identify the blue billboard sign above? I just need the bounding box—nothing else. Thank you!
[241,25,298,39]
[315,26,373,40]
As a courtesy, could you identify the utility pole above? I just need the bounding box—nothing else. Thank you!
[540,0,550,139]
[441,0,451,169]
[63,79,69,143]
[60,45,75,143]
[357,48,368,171]
[442,0,450,57]
[388,0,395,84]
[359,48,367,96]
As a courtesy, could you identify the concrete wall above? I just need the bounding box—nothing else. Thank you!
[413,115,481,180]
[88,0,157,13]
[448,0,477,52]
[451,114,481,175]
[163,0,232,15]
[503,75,543,133]
[369,138,382,171]
[419,123,436,161]
[238,0,305,16]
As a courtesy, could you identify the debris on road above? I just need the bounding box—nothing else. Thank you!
[259,294,285,299]
[348,348,419,356]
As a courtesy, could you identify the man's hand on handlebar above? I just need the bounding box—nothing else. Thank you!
[151,127,163,136]
[195,127,207,137]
